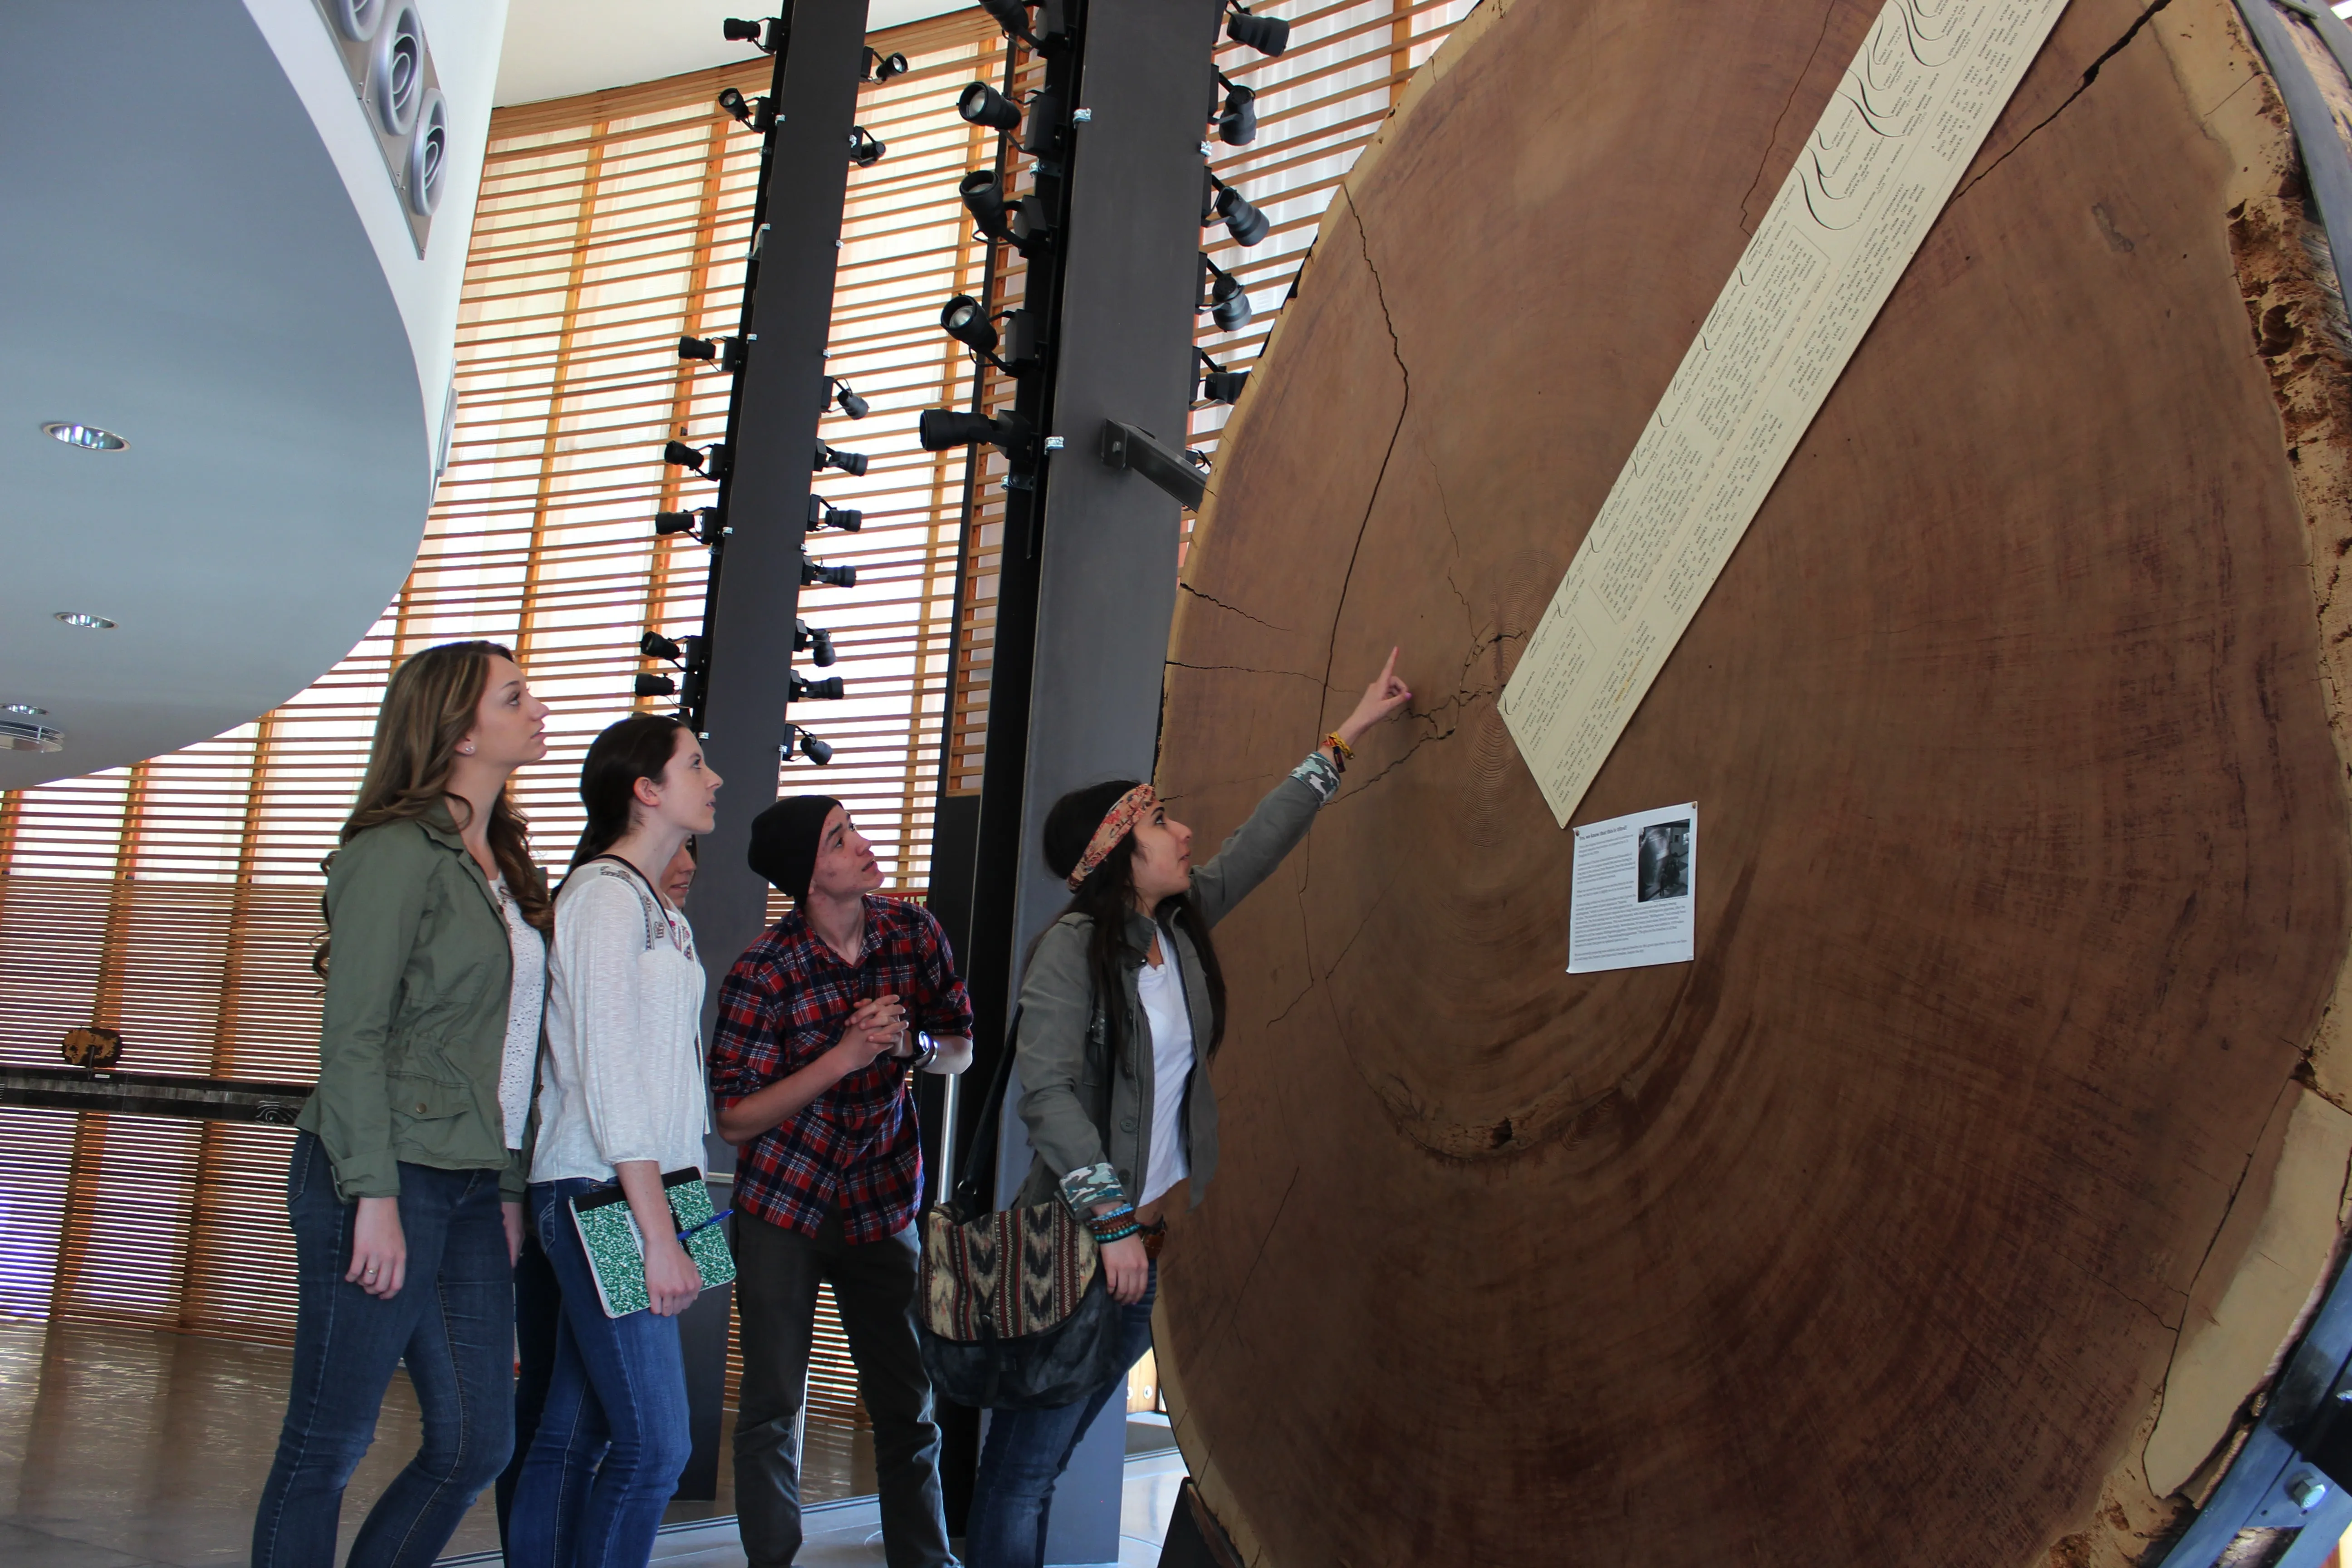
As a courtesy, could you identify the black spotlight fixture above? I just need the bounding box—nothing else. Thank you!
[654,507,722,540]
[634,673,677,698]
[715,88,775,132]
[1200,257,1253,332]
[957,170,1049,256]
[959,169,1013,243]
[678,334,745,371]
[794,618,838,666]
[789,670,847,701]
[1196,348,1250,404]
[664,439,729,480]
[848,127,886,167]
[917,407,1034,458]
[808,494,864,532]
[1205,173,1270,246]
[976,0,1046,49]
[802,551,858,589]
[640,631,684,662]
[722,16,784,52]
[1225,1,1289,57]
[783,725,835,765]
[957,82,1022,133]
[815,442,868,477]
[1212,70,1258,146]
[829,378,869,419]
[940,293,998,355]
[863,47,909,82]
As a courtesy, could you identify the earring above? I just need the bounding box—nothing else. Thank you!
[458,741,476,755]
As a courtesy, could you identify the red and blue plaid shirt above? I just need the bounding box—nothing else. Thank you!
[710,896,973,1244]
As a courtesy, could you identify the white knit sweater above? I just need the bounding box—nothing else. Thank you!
[530,859,710,1183]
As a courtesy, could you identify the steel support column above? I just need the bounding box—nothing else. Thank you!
[931,0,1226,1557]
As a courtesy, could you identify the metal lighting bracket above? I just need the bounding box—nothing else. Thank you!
[1099,418,1208,509]
[2155,1250,2352,1566]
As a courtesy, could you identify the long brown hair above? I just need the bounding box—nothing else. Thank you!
[315,641,551,975]
[566,713,686,871]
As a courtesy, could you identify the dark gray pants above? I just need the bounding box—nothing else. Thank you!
[732,1207,954,1568]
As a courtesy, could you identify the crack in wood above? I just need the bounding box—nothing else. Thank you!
[1179,580,1294,632]
[1953,0,2179,206]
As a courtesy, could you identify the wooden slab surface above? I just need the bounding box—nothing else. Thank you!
[1152,0,2352,1562]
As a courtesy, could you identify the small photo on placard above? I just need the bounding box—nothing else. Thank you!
[1569,802,1696,975]
[1637,819,1690,902]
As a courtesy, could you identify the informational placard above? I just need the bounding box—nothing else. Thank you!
[1500,0,2075,826]
[1568,802,1697,974]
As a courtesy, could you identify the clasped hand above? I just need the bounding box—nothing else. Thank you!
[836,994,910,1069]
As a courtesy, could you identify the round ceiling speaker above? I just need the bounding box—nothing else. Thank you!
[327,0,382,41]
[369,4,424,137]
[406,88,447,216]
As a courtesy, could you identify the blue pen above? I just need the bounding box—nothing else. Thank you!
[678,1208,733,1243]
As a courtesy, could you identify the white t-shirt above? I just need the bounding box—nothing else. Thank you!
[1136,938,1196,1208]
[491,876,547,1151]
[532,858,710,1183]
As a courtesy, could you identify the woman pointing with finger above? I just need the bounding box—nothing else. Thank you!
[965,648,1416,1568]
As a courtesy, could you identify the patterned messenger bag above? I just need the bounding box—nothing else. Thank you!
[916,1009,1128,1410]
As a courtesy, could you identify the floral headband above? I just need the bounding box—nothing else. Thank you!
[1068,784,1158,890]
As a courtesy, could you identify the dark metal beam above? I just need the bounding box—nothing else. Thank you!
[689,0,871,1041]
[923,0,1225,1556]
[0,1066,311,1125]
[671,0,872,1504]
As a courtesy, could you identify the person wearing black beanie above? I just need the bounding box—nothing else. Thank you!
[708,796,975,1568]
[745,794,839,906]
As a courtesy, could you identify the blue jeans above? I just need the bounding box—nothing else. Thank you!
[495,1223,569,1553]
[965,1267,1156,1568]
[251,1132,514,1568]
[508,1178,692,1568]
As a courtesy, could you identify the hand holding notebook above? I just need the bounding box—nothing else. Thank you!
[569,1167,737,1318]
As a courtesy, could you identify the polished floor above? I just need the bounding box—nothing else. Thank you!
[0,1314,1160,1568]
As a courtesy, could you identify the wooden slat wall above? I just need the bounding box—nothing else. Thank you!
[0,11,996,1427]
[0,3,1478,1443]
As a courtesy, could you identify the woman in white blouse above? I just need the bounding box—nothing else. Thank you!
[508,714,721,1568]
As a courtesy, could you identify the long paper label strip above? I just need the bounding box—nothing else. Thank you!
[1499,0,2073,827]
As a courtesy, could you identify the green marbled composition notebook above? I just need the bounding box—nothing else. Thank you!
[567,1168,736,1318]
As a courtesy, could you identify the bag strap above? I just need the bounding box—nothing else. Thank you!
[947,1005,1022,1217]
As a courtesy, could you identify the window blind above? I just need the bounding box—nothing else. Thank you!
[0,12,999,1393]
[0,0,1476,1430]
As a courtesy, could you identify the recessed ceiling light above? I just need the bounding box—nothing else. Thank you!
[4,703,48,716]
[41,421,127,451]
[54,612,117,629]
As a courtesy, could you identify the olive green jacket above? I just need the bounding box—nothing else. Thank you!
[1011,772,1323,1215]
[294,806,546,1202]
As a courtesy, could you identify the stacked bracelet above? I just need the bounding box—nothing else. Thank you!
[1093,1221,1143,1245]
[1323,731,1353,773]
[1087,1205,1137,1240]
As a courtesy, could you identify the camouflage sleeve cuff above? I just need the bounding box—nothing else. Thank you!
[1289,750,1341,804]
[1060,1162,1127,1215]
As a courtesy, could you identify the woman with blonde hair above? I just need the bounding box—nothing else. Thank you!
[254,640,552,1568]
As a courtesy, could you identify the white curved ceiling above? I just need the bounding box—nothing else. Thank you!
[0,1,502,790]
[495,0,967,106]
